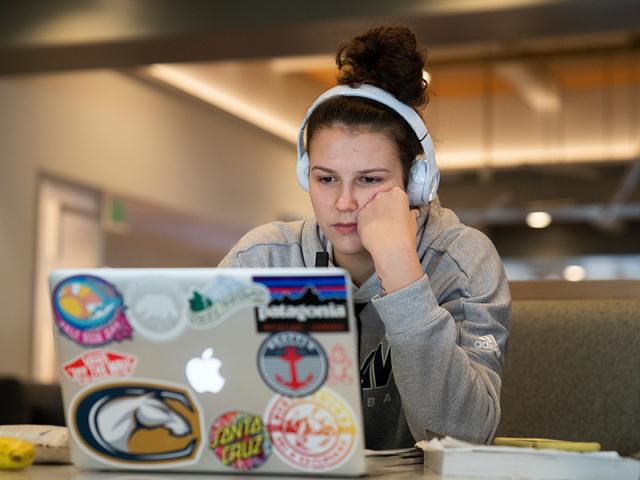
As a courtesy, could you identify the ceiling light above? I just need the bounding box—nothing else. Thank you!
[526,211,552,228]
[563,265,586,282]
[145,64,298,143]
[270,55,334,73]
[496,62,561,113]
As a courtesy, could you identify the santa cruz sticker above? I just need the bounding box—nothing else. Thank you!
[63,349,137,385]
[188,276,270,329]
[125,278,187,341]
[69,380,203,468]
[209,411,271,470]
[253,276,349,332]
[264,388,358,472]
[257,332,327,397]
[52,275,133,346]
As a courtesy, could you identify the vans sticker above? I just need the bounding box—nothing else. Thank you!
[63,350,137,385]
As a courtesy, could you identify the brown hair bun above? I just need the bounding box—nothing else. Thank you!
[336,26,428,109]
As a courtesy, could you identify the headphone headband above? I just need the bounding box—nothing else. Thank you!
[296,84,439,204]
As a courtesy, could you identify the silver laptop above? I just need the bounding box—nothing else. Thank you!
[49,268,367,476]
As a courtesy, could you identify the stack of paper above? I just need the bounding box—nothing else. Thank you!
[417,437,640,480]
[364,447,424,475]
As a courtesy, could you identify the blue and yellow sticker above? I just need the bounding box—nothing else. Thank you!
[70,380,203,467]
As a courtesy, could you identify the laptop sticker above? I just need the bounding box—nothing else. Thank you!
[209,411,271,470]
[264,388,358,472]
[125,278,187,341]
[257,331,327,397]
[187,276,270,330]
[63,349,137,385]
[52,275,133,346]
[327,344,355,385]
[252,276,349,333]
[185,348,225,394]
[69,380,203,468]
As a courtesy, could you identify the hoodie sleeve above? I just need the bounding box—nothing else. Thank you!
[370,227,511,444]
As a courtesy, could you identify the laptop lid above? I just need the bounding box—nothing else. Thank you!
[49,267,366,476]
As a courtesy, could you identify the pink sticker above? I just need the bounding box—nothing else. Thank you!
[327,345,354,385]
[52,275,133,347]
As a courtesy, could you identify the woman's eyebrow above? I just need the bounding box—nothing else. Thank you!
[357,168,391,174]
[310,166,336,173]
[310,166,391,174]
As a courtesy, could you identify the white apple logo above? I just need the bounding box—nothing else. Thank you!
[186,348,225,393]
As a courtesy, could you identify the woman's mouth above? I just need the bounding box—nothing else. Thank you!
[333,222,358,234]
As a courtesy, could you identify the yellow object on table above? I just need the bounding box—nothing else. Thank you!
[494,437,601,452]
[0,437,36,470]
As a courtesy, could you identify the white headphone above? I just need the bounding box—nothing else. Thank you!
[296,84,440,206]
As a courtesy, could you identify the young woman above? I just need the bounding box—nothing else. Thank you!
[219,26,511,449]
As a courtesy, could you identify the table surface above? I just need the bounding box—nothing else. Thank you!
[0,463,468,480]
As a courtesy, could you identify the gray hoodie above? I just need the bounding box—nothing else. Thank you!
[218,197,511,449]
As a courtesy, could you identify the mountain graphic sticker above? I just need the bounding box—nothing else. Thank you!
[252,276,349,332]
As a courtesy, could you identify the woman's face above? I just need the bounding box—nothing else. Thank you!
[308,124,405,259]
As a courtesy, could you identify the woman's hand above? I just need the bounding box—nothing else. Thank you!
[357,187,424,294]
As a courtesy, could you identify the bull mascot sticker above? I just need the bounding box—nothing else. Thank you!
[70,380,203,467]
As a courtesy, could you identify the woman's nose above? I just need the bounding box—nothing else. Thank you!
[336,188,357,211]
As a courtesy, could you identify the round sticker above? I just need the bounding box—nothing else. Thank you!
[264,388,358,472]
[53,275,132,346]
[125,277,187,341]
[209,411,271,470]
[257,331,327,397]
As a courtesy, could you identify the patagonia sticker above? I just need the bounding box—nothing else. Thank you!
[188,276,270,329]
[327,344,355,385]
[252,276,349,332]
[257,331,327,397]
[125,278,187,341]
[209,411,271,470]
[52,275,133,346]
[264,388,358,472]
[63,350,137,385]
[70,380,203,468]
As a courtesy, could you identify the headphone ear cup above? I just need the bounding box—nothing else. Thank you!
[297,152,310,192]
[407,158,428,206]
[422,135,440,203]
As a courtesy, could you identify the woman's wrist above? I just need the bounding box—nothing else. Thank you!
[371,246,424,294]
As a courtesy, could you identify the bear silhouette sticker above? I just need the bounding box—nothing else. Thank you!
[70,380,203,467]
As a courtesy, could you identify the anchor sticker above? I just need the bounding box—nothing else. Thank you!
[258,332,327,397]
[275,346,314,390]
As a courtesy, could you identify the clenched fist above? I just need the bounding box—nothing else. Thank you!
[357,187,424,294]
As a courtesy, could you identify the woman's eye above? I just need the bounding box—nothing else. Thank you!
[317,176,335,184]
[360,176,381,184]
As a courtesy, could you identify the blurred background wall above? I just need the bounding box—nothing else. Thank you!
[1,0,639,381]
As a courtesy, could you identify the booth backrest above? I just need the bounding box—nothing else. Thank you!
[496,296,640,455]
